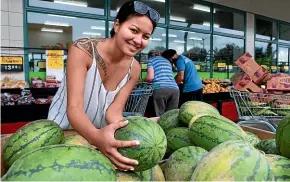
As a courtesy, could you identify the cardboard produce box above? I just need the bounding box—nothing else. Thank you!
[267,73,290,91]
[235,52,269,84]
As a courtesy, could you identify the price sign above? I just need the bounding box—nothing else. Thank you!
[195,65,201,71]
[0,56,23,71]
[47,50,64,69]
[218,63,226,68]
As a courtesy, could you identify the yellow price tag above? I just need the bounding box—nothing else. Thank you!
[47,50,63,69]
[284,66,289,70]
[195,65,200,71]
[229,65,233,69]
[271,66,277,70]
[141,64,147,69]
[261,65,268,69]
[0,56,23,65]
[37,61,46,69]
[218,63,226,68]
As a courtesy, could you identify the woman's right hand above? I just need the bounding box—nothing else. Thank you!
[92,120,140,171]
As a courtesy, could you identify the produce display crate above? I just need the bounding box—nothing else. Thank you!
[0,117,275,177]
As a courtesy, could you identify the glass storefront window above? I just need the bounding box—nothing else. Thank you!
[110,0,165,24]
[170,0,211,30]
[256,18,277,41]
[278,47,289,73]
[168,29,211,78]
[29,0,105,15]
[279,24,290,44]
[28,12,105,49]
[214,8,245,36]
[213,35,244,79]
[255,41,277,73]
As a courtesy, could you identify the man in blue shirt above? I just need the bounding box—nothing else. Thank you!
[162,49,203,106]
[143,51,180,116]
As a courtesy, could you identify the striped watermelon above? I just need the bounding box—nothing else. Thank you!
[166,127,193,153]
[246,131,261,146]
[276,115,290,158]
[188,115,247,151]
[266,154,290,181]
[117,171,140,181]
[2,145,116,181]
[61,134,92,148]
[115,116,167,171]
[191,140,274,181]
[158,109,180,134]
[164,146,208,181]
[135,165,165,181]
[179,101,219,125]
[255,139,278,154]
[3,120,63,168]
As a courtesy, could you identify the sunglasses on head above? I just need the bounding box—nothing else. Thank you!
[133,1,160,24]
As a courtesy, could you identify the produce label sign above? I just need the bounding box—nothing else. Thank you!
[0,56,23,71]
[218,63,226,68]
[46,50,64,81]
[46,50,63,69]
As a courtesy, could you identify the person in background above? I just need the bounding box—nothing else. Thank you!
[47,1,160,171]
[143,50,180,116]
[162,49,203,106]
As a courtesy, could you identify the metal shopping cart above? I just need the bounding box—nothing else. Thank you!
[230,88,290,132]
[123,82,154,117]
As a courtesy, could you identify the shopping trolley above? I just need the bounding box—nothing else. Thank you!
[230,88,290,132]
[123,82,154,117]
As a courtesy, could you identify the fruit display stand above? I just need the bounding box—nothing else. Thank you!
[0,117,274,177]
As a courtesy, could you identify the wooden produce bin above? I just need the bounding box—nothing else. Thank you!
[1,117,275,177]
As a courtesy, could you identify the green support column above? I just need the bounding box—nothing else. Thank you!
[23,0,29,83]
[210,4,214,78]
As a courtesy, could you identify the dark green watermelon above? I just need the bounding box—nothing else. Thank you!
[164,146,208,181]
[255,139,278,154]
[3,119,63,168]
[115,116,167,171]
[166,127,193,153]
[2,145,116,181]
[158,109,180,134]
[266,154,290,181]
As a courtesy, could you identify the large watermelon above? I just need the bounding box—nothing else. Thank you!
[135,165,165,181]
[188,115,247,150]
[115,116,167,171]
[164,146,208,181]
[2,145,116,181]
[3,119,63,168]
[255,139,278,154]
[158,109,180,134]
[191,140,274,181]
[276,115,290,158]
[117,171,140,181]
[166,127,193,153]
[246,131,261,146]
[61,134,92,148]
[266,154,290,181]
[179,101,219,125]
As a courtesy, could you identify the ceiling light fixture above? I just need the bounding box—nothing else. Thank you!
[90,26,105,30]
[44,21,69,27]
[170,16,186,22]
[193,4,211,12]
[48,14,76,19]
[189,37,203,41]
[153,0,165,2]
[174,40,186,43]
[82,32,102,36]
[41,28,63,33]
[162,33,177,37]
[203,22,220,27]
[150,38,162,41]
[54,0,87,7]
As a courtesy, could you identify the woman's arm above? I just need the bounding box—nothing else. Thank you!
[106,60,141,124]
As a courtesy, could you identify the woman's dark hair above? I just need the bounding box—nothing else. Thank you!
[110,1,157,37]
[161,49,177,60]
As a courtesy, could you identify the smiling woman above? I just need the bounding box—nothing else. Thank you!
[47,0,160,171]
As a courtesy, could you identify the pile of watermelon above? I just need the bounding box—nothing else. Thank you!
[1,101,290,181]
[157,101,290,181]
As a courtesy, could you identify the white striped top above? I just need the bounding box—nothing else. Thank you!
[47,39,134,130]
